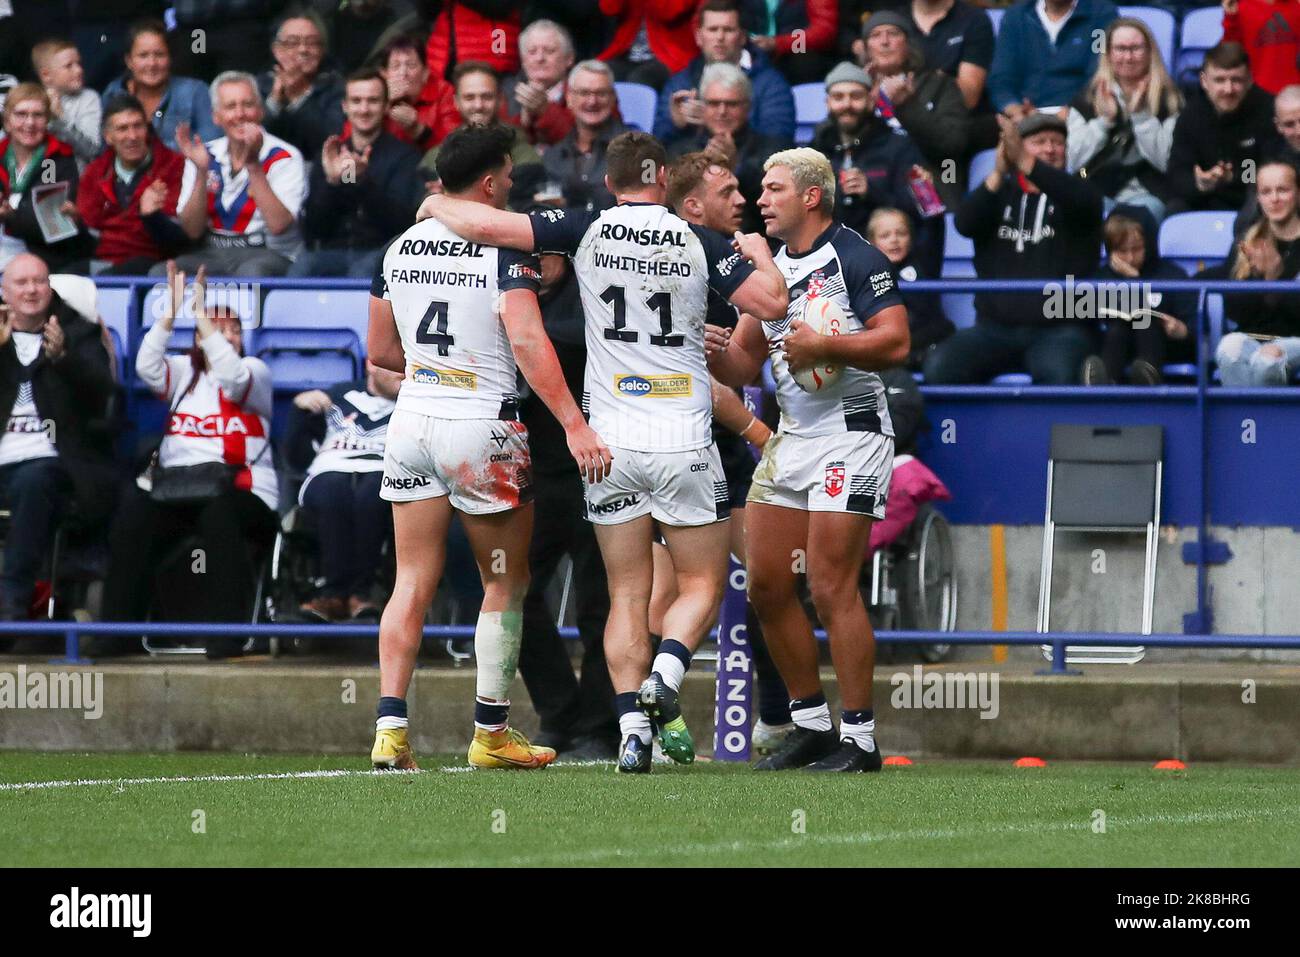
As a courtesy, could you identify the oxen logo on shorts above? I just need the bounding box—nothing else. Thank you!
[824,461,846,497]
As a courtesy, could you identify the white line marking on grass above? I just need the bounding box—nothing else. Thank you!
[489,805,1300,867]
[0,761,618,791]
[0,769,426,792]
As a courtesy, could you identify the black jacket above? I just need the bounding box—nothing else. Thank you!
[302,131,425,251]
[1097,206,1196,330]
[892,69,970,208]
[957,160,1104,325]
[1168,85,1274,213]
[1217,236,1300,338]
[0,136,94,272]
[542,119,628,215]
[811,115,929,235]
[668,123,794,233]
[256,70,346,160]
[0,295,116,516]
[891,253,954,368]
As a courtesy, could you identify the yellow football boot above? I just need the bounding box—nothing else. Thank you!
[468,727,556,769]
[371,727,418,770]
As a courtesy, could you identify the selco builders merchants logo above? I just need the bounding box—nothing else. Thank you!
[411,366,478,390]
[614,374,692,398]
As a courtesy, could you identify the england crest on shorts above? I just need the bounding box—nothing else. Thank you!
[825,461,846,497]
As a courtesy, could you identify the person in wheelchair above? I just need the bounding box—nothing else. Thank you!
[284,360,400,623]
[0,254,116,637]
[98,262,278,659]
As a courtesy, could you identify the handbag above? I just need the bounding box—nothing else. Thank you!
[150,459,244,504]
[146,371,269,505]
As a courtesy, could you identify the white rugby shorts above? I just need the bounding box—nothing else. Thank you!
[381,410,533,513]
[746,430,892,517]
[583,443,729,527]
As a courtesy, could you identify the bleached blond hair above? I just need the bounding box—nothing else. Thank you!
[763,147,835,213]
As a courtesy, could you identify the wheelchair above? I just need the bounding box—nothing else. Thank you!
[861,503,958,663]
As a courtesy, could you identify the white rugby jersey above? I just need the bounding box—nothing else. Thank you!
[373,217,543,420]
[137,322,279,510]
[177,131,306,258]
[530,203,754,452]
[768,223,901,439]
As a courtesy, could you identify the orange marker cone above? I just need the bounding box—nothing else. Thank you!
[883,755,913,766]
[1014,756,1047,767]
[1153,759,1186,770]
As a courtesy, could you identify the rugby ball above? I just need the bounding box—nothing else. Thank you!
[791,295,845,393]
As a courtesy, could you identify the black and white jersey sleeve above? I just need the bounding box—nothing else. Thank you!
[529,207,596,257]
[687,223,756,300]
[766,223,899,439]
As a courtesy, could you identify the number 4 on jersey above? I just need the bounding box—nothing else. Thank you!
[600,285,683,347]
[416,300,454,356]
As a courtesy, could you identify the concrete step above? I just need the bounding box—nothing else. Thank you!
[1,662,1297,764]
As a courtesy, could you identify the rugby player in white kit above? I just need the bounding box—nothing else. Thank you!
[417,132,787,772]
[366,125,611,771]
[706,148,910,773]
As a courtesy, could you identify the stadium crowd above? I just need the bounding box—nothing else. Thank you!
[1,1,1300,757]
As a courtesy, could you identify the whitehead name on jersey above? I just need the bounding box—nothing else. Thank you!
[529,203,754,452]
[373,218,542,420]
[768,223,900,439]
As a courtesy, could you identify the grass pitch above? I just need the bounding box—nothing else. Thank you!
[3,752,1299,867]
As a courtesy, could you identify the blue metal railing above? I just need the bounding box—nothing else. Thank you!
[5,620,1300,675]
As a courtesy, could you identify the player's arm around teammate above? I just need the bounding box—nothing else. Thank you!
[366,294,407,375]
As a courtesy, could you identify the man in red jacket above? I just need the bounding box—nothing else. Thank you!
[76,94,185,275]
[1224,0,1300,94]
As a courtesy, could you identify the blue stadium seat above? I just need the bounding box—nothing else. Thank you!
[251,327,362,391]
[792,83,826,144]
[255,348,359,392]
[1175,7,1223,87]
[968,148,996,189]
[1158,210,1236,274]
[163,325,197,355]
[261,288,369,345]
[941,213,977,329]
[1206,291,1226,353]
[141,280,261,327]
[614,82,656,133]
[104,327,127,383]
[1119,7,1176,71]
[94,286,134,345]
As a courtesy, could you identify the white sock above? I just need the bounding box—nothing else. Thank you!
[376,716,408,731]
[791,701,833,732]
[619,711,652,745]
[473,609,522,701]
[840,718,877,753]
[652,652,687,692]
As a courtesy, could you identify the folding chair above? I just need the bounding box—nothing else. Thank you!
[1037,424,1163,664]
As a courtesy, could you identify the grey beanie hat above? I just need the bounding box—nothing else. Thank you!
[824,61,872,92]
[862,10,915,38]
